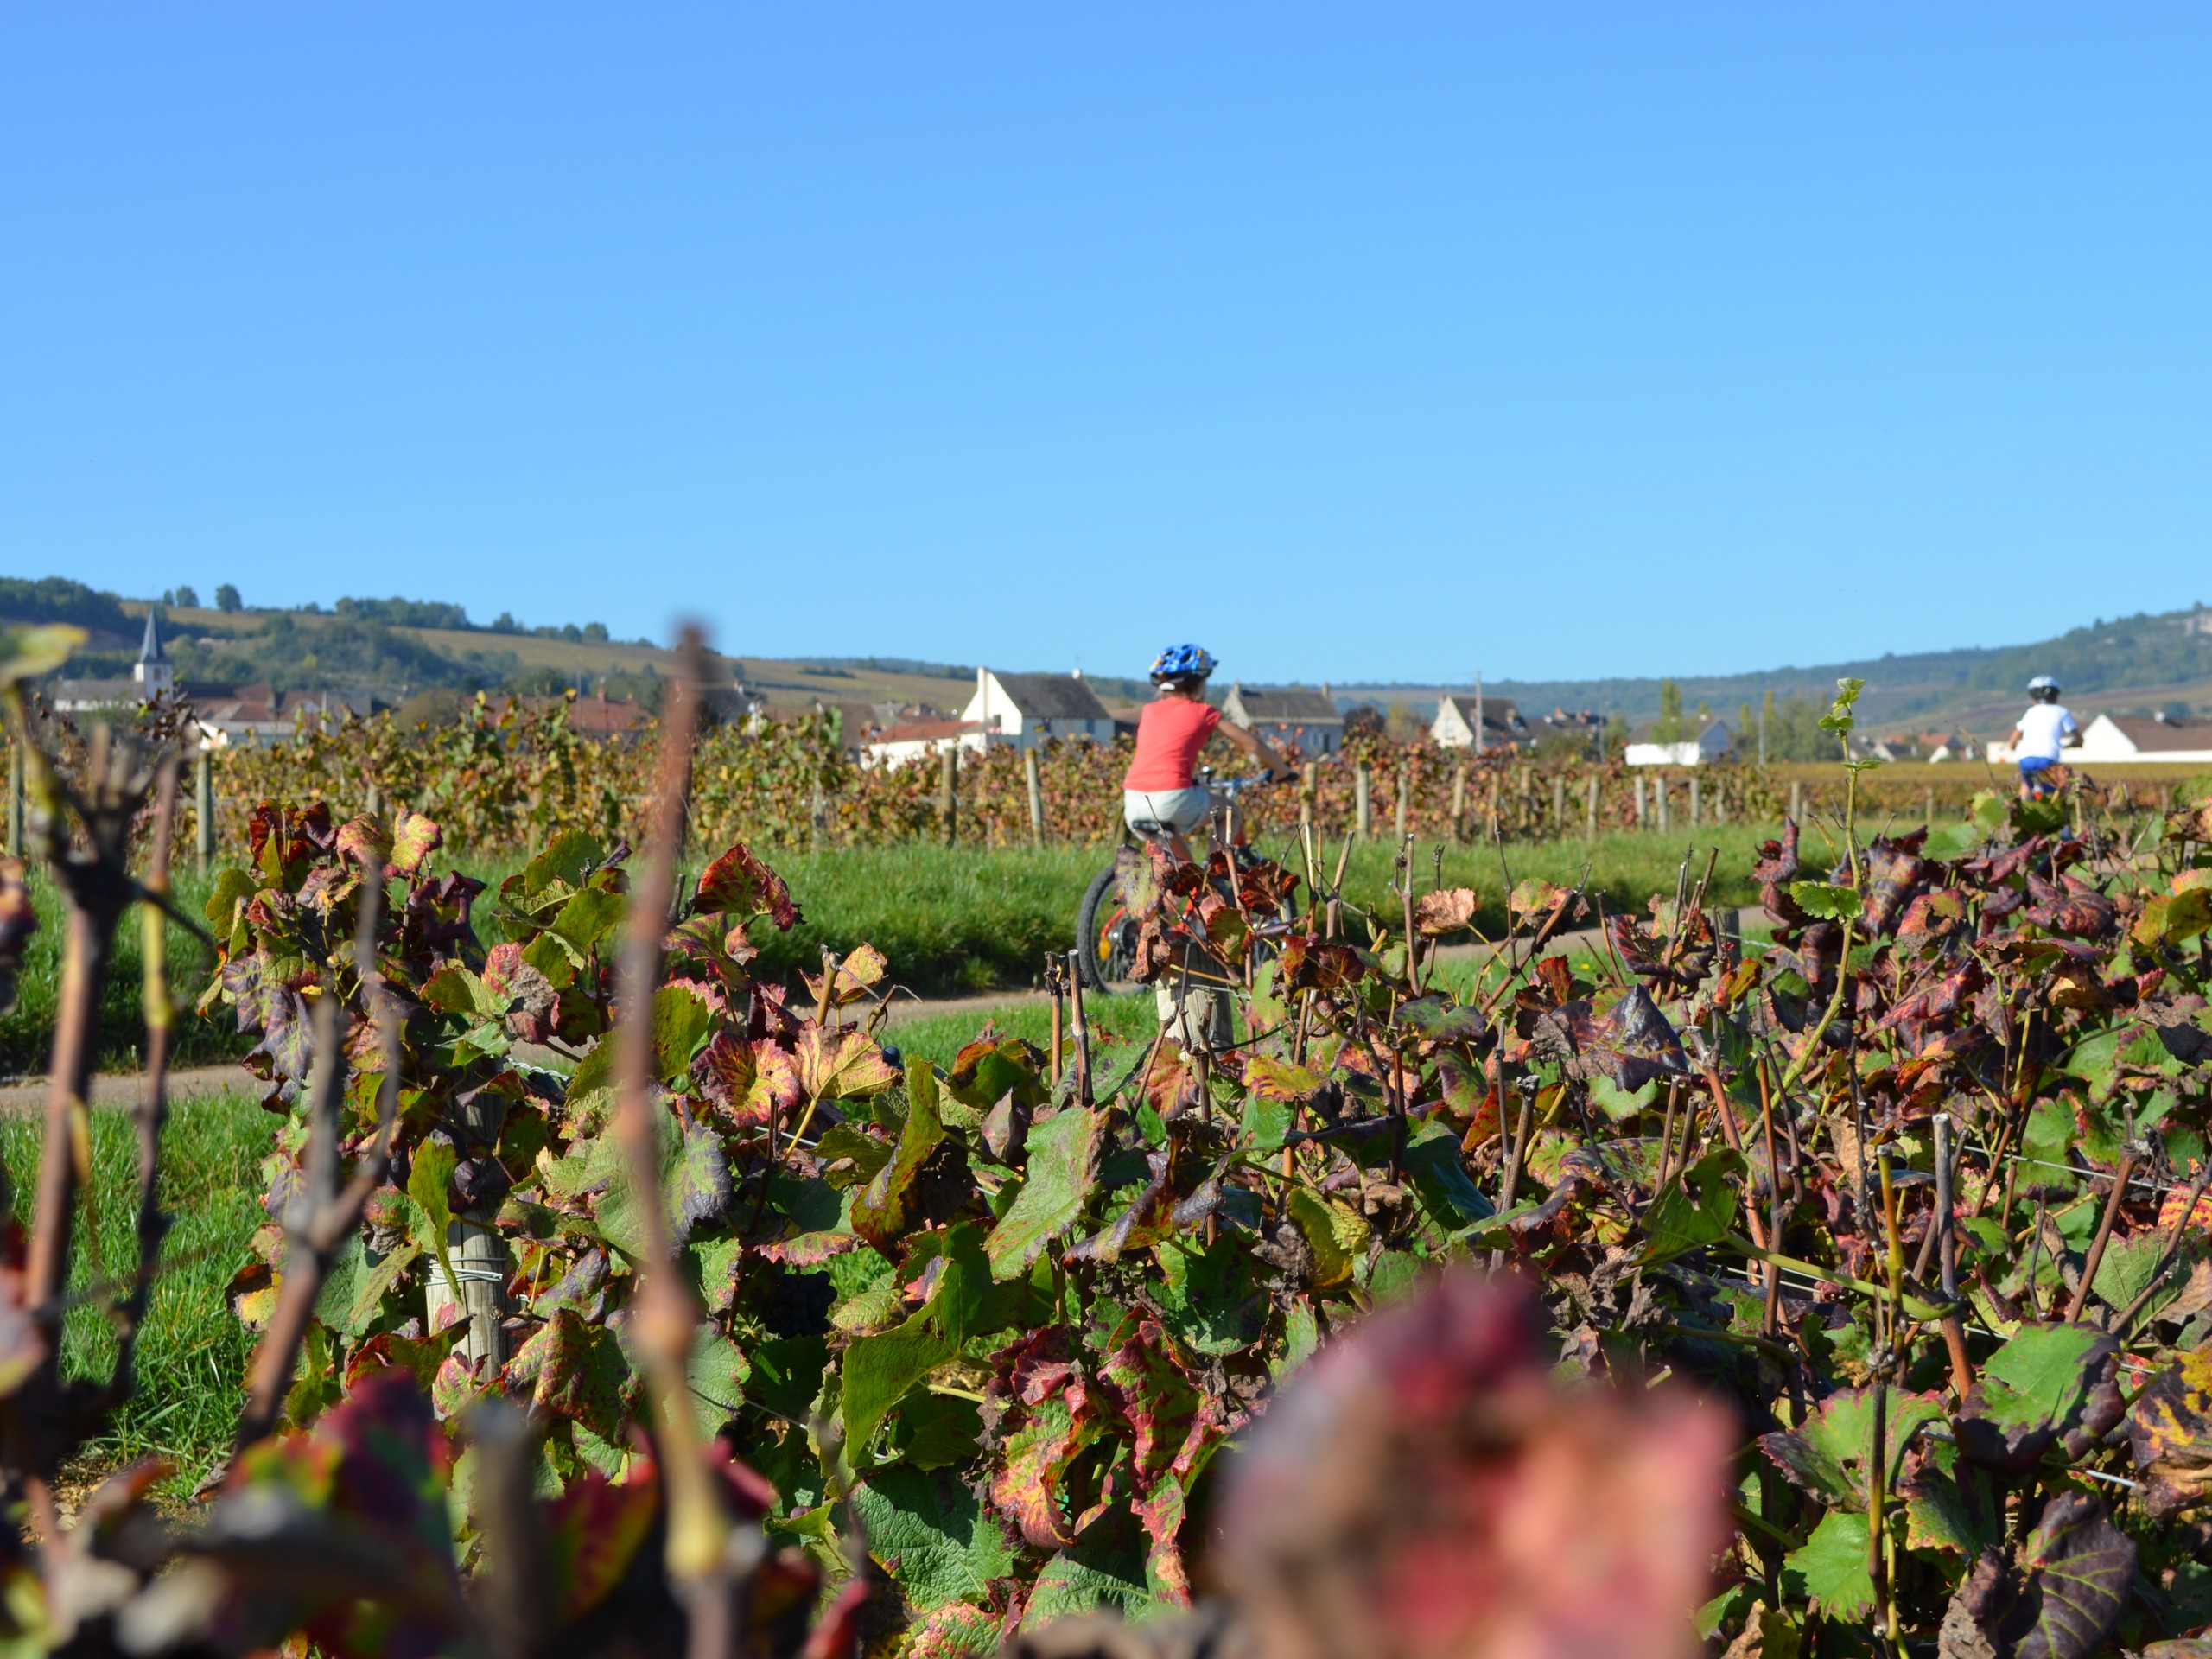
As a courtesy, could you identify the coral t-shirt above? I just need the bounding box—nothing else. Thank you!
[1124,699,1222,791]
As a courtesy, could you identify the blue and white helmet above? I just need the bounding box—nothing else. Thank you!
[1150,644,1217,682]
[2028,674,2061,696]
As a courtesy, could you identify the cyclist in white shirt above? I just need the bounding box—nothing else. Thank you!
[2006,676,2080,798]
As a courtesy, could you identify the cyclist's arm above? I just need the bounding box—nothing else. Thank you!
[1218,720,1295,780]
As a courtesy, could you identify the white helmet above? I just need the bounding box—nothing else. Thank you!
[2027,675,2061,698]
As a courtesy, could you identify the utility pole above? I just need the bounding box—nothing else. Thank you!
[1472,671,1484,757]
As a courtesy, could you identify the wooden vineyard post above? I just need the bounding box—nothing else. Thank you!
[939,744,959,847]
[1689,774,1701,828]
[1634,774,1647,830]
[1486,768,1501,840]
[1550,773,1566,841]
[1449,762,1466,842]
[1356,762,1372,840]
[1713,775,1727,826]
[194,746,215,875]
[1395,767,1409,838]
[1065,948,1093,1106]
[1024,746,1046,847]
[1585,773,1599,841]
[1046,955,1065,1086]
[1923,785,1935,829]
[1657,776,1671,835]
[1789,779,1803,823]
[1300,762,1317,836]
[424,1091,510,1371]
[4,740,20,860]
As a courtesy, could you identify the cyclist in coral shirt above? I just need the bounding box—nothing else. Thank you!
[1123,644,1294,861]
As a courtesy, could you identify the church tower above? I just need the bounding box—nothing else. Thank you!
[133,610,174,699]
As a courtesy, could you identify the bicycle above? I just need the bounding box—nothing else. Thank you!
[1073,769,1286,995]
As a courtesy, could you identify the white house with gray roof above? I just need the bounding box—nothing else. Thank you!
[1221,683,1344,755]
[958,668,1116,747]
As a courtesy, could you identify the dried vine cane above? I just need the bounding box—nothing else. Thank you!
[3,712,200,1546]
[609,627,749,1659]
[99,755,183,1420]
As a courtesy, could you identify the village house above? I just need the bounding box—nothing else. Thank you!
[1872,730,1975,763]
[49,611,177,711]
[957,668,1116,747]
[1431,693,1530,750]
[49,613,382,744]
[859,719,988,770]
[1625,720,1733,767]
[525,690,655,739]
[1220,683,1344,756]
[1986,710,2212,766]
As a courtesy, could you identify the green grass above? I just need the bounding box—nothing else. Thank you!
[0,1091,274,1490]
[5,821,1818,1077]
[738,845,1108,995]
[890,989,1160,1073]
[741,823,1798,995]
[0,862,238,1078]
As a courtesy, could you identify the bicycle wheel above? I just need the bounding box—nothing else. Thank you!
[1076,862,1144,995]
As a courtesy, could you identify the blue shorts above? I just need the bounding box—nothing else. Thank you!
[2018,755,2057,794]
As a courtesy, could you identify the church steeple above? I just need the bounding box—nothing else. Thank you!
[134,609,174,698]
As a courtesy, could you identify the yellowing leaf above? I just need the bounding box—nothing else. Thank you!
[797,1027,899,1102]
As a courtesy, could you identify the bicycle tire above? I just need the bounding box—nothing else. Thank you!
[1075,862,1142,995]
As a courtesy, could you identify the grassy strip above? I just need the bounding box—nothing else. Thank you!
[0,864,233,1077]
[4,822,1803,1075]
[0,1091,274,1491]
[890,989,1159,1073]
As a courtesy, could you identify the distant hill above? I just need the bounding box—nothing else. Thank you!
[1334,603,2212,738]
[8,579,2207,739]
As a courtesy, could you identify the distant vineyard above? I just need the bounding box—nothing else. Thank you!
[174,692,2209,858]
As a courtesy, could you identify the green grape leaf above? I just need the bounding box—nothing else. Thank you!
[1760,1385,1944,1510]
[406,1141,460,1293]
[851,1465,1016,1612]
[1783,1509,1874,1621]
[1641,1147,1742,1265]
[985,1105,1100,1281]
[1789,882,1861,923]
[843,1313,955,1452]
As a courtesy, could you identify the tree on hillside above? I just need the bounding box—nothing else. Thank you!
[175,584,200,607]
[215,583,242,613]
[1652,679,1688,741]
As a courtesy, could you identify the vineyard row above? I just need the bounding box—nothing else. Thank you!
[13,692,2204,861]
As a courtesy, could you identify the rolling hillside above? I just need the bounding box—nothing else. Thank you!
[1336,603,2212,737]
[9,577,2209,739]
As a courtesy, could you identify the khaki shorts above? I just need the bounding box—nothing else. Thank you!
[1124,786,1210,839]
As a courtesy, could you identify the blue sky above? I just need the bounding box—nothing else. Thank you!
[3,6,2206,684]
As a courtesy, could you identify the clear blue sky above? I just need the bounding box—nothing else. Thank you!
[3,6,2206,684]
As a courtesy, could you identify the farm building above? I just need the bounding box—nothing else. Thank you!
[860,718,989,770]
[1986,711,2212,766]
[1431,694,1530,750]
[189,686,383,746]
[958,668,1116,747]
[540,691,652,739]
[1625,720,1734,767]
[1220,683,1344,756]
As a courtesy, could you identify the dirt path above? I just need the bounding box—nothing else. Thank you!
[0,1065,260,1115]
